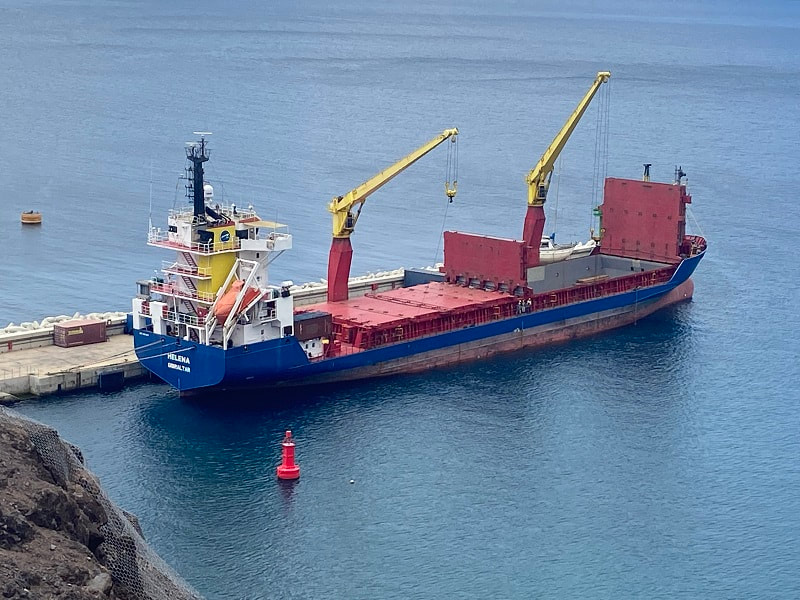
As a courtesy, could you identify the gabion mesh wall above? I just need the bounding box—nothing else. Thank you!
[1,406,202,600]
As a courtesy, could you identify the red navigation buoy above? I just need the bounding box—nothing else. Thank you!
[276,430,300,480]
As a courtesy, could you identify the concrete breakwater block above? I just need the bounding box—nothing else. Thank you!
[29,372,80,396]
[0,391,20,405]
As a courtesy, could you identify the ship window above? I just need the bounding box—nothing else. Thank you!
[256,253,260,258]
[261,329,264,335]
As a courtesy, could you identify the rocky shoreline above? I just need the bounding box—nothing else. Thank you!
[0,408,200,599]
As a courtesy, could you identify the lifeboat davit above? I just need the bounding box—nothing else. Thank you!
[212,280,262,323]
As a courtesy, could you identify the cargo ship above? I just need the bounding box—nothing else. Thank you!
[131,72,706,395]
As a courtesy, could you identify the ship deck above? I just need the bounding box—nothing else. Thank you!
[300,252,685,353]
[303,281,514,354]
[305,282,504,329]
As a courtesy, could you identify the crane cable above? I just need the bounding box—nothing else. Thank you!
[686,205,705,239]
[445,133,458,199]
[590,81,611,235]
[551,155,563,241]
[434,135,459,265]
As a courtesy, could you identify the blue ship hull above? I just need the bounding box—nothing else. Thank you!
[133,252,704,394]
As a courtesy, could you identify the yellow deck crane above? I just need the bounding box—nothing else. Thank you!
[326,128,459,302]
[522,71,611,265]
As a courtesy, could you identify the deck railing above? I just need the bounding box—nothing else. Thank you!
[161,261,213,278]
[685,235,707,256]
[150,281,216,304]
[148,230,241,254]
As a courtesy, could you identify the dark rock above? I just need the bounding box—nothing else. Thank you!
[0,506,34,549]
[1,573,29,599]
[66,443,85,466]
[61,589,99,600]
[0,466,20,489]
[71,485,107,552]
[57,562,90,585]
[26,488,73,530]
[121,510,144,538]
[85,573,112,596]
[25,487,105,551]
[18,572,41,588]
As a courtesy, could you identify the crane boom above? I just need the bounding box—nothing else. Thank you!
[328,128,459,238]
[526,71,611,207]
[326,127,459,303]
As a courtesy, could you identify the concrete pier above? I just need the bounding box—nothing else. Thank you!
[0,334,144,401]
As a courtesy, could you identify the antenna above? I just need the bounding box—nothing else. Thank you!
[148,160,153,230]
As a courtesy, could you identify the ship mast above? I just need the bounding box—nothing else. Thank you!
[185,132,212,222]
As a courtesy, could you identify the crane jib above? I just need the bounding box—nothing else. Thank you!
[328,128,459,238]
[526,71,611,208]
[326,127,459,302]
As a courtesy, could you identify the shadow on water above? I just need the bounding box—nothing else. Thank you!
[134,300,698,449]
[107,301,700,492]
[17,300,696,461]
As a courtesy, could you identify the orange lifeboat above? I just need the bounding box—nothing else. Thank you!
[21,210,42,225]
[212,280,262,323]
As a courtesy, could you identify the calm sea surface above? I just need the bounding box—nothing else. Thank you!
[3,0,800,597]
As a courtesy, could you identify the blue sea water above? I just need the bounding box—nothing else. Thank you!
[3,0,800,597]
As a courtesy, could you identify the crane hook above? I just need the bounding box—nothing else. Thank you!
[445,181,457,202]
[445,133,458,202]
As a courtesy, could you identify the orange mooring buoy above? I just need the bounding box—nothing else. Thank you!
[276,430,300,480]
[21,210,42,225]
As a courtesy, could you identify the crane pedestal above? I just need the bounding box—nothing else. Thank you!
[522,205,546,268]
[327,237,353,302]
